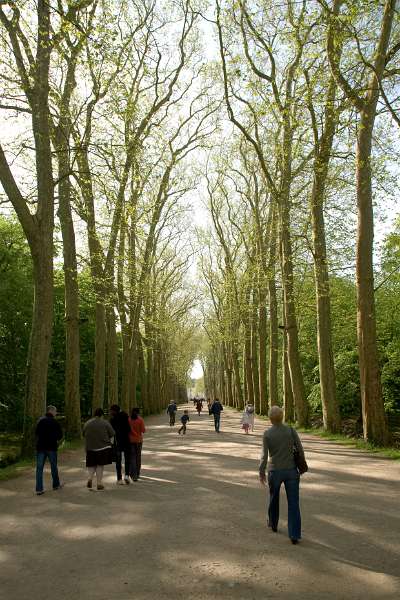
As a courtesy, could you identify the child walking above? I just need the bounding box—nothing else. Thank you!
[178,410,190,435]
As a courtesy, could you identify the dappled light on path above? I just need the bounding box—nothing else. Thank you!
[1,406,400,599]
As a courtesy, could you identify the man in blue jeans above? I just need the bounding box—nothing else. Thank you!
[259,406,305,544]
[210,398,223,432]
[35,405,63,495]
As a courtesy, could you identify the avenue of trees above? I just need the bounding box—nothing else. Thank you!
[0,0,211,452]
[198,0,400,446]
[0,0,399,453]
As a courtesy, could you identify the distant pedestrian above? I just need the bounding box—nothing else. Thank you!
[241,403,255,434]
[195,398,203,416]
[35,405,63,496]
[167,400,178,426]
[178,410,190,435]
[128,408,146,481]
[210,398,223,432]
[109,404,131,485]
[259,406,306,545]
[83,408,115,491]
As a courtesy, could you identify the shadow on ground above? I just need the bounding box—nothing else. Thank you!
[1,407,399,600]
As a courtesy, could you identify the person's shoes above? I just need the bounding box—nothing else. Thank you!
[124,476,130,485]
[36,491,45,496]
[117,480,125,486]
[268,522,278,532]
[87,480,92,489]
[53,483,64,491]
[132,478,138,482]
[291,539,299,545]
[97,484,104,491]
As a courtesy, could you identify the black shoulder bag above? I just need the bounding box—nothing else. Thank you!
[291,427,308,475]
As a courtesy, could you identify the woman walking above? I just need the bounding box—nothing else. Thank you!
[241,403,255,434]
[83,408,115,491]
[128,407,146,481]
[259,406,306,544]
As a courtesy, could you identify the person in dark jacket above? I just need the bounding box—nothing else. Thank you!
[210,399,223,432]
[166,401,178,426]
[35,405,63,495]
[178,410,190,435]
[109,404,131,485]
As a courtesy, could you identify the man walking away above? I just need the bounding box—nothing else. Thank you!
[166,400,178,426]
[210,398,223,433]
[109,404,131,485]
[259,406,305,545]
[35,405,63,495]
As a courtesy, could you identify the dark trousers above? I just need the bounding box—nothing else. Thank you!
[115,447,130,480]
[169,413,176,426]
[268,468,301,540]
[178,423,187,434]
[129,442,142,480]
[36,451,60,493]
[213,414,221,432]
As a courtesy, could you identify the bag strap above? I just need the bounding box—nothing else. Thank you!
[290,427,298,450]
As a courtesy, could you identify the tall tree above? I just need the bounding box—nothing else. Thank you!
[0,1,55,453]
[326,0,399,444]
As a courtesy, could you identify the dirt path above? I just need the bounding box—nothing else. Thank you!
[1,406,400,600]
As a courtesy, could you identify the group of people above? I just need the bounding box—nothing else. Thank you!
[35,404,146,493]
[169,398,224,433]
[34,400,306,545]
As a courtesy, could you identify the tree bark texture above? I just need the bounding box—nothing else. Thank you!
[309,75,341,433]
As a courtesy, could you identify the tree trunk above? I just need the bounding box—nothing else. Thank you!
[243,345,248,405]
[355,5,394,445]
[326,0,395,444]
[23,247,54,453]
[251,287,260,413]
[283,330,295,422]
[279,202,308,426]
[309,78,341,432]
[258,296,268,414]
[356,110,389,444]
[243,298,254,406]
[223,343,234,406]
[22,2,55,453]
[58,166,81,439]
[120,329,132,412]
[232,346,244,409]
[92,302,106,412]
[268,203,279,408]
[106,306,119,408]
[130,344,138,413]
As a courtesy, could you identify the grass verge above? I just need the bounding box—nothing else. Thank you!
[0,438,84,482]
[296,427,400,460]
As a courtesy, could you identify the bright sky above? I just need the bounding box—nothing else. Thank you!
[190,359,204,380]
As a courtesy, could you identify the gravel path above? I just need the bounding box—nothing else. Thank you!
[1,405,400,600]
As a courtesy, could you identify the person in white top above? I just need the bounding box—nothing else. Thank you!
[241,404,255,434]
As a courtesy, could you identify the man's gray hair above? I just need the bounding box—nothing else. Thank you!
[47,405,57,415]
[269,405,284,420]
